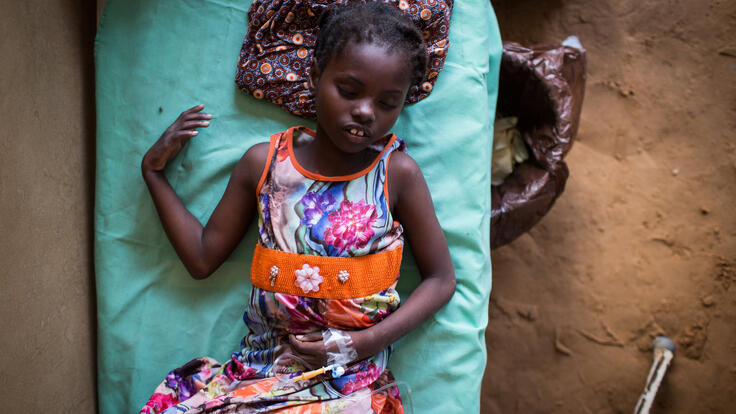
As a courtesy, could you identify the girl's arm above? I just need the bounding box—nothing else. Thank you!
[289,151,456,364]
[141,104,268,279]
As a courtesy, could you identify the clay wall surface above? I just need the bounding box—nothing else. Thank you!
[484,0,736,412]
[0,0,97,411]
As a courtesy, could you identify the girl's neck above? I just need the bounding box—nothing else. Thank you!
[293,127,380,177]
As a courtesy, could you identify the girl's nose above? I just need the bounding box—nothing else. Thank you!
[351,99,375,124]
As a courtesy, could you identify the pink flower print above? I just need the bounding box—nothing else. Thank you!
[340,362,382,395]
[294,264,323,293]
[140,392,178,413]
[324,200,377,253]
[224,355,258,381]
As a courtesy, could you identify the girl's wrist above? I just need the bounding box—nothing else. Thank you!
[352,327,382,360]
[141,164,165,183]
[141,154,153,174]
[141,154,163,176]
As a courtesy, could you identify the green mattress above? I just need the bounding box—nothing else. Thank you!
[94,0,501,412]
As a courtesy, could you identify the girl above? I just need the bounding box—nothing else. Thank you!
[140,3,455,413]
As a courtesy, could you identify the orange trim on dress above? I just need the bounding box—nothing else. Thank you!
[255,133,279,195]
[286,126,398,182]
[251,244,403,299]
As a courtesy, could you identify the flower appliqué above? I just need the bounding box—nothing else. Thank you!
[338,270,350,284]
[269,265,280,286]
[294,264,323,294]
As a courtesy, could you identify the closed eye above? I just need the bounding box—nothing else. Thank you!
[379,101,399,110]
[378,101,399,109]
[337,86,357,98]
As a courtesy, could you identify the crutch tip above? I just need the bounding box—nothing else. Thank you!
[653,335,676,353]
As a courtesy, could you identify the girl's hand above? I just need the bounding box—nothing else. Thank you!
[288,329,378,370]
[141,104,212,173]
[288,332,329,369]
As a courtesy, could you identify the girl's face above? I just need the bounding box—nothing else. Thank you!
[310,42,412,154]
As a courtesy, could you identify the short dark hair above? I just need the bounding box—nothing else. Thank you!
[314,2,428,87]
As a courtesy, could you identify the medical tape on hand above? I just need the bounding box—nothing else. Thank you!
[323,328,358,367]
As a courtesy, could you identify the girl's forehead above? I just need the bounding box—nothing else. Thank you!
[328,42,411,83]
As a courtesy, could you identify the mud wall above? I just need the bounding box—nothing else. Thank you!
[484,0,736,412]
[0,0,97,411]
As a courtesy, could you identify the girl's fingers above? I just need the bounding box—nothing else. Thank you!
[295,332,324,342]
[183,112,213,121]
[173,130,198,139]
[289,335,321,354]
[180,120,210,130]
[287,340,326,369]
[183,104,205,114]
[288,334,304,351]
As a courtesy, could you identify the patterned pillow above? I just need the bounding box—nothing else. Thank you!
[235,0,454,118]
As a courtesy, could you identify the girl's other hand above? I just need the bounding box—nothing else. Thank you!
[288,332,328,369]
[141,104,212,173]
[288,329,376,370]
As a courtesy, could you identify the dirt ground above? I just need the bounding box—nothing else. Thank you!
[482,0,736,412]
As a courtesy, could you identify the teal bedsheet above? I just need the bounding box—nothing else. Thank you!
[94,1,501,412]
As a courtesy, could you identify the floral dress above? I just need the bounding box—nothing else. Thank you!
[141,126,406,414]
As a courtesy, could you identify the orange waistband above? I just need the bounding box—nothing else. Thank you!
[250,244,403,299]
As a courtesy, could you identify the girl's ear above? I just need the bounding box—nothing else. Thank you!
[307,60,320,93]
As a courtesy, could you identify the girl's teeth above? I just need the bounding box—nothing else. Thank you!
[350,128,357,135]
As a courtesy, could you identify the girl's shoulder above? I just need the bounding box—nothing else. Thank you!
[244,141,271,163]
[232,141,271,192]
[387,150,426,211]
[388,150,422,180]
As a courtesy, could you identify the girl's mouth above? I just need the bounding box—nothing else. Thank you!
[348,128,365,137]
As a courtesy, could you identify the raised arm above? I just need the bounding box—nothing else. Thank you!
[141,104,269,279]
[289,151,456,365]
